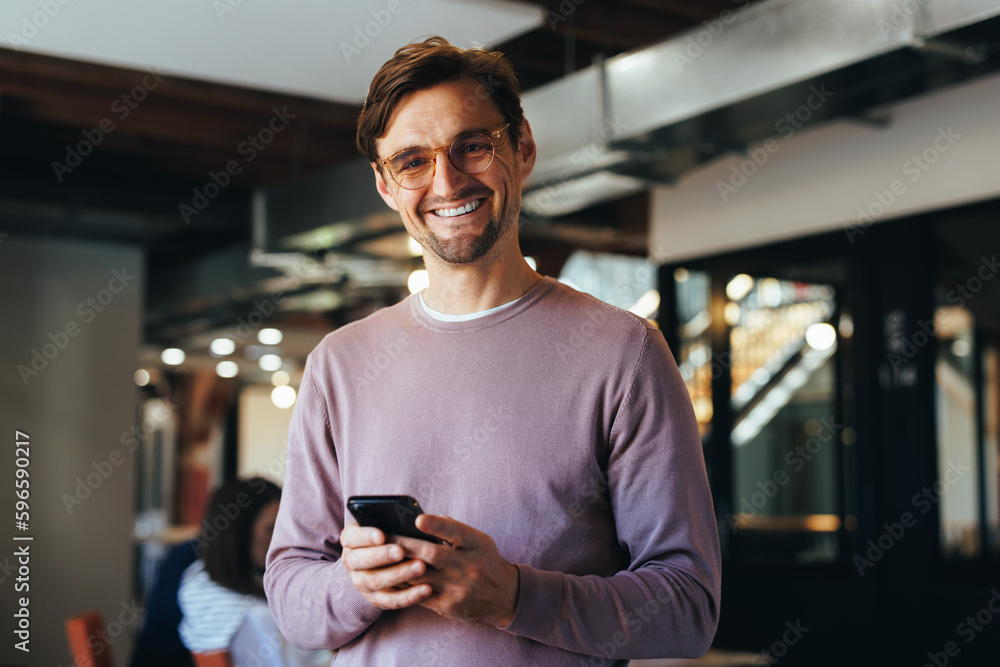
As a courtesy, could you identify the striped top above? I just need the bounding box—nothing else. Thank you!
[177,559,255,652]
[178,559,334,666]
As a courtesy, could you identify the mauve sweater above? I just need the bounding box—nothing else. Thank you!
[264,277,721,666]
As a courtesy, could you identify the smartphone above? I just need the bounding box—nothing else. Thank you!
[346,495,439,542]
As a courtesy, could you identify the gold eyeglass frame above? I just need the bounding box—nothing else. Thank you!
[377,123,510,190]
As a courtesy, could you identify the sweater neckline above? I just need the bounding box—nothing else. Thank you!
[409,276,558,333]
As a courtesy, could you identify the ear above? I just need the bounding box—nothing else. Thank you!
[371,162,399,211]
[515,119,537,184]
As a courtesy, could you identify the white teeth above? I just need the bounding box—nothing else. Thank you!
[434,199,482,218]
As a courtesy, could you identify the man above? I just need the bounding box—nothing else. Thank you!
[265,37,721,666]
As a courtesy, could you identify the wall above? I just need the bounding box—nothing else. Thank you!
[650,70,1000,262]
[0,236,143,666]
[238,384,295,486]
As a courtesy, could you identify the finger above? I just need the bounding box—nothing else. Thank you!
[405,567,446,590]
[415,514,479,549]
[341,522,387,549]
[364,583,434,611]
[342,543,406,572]
[353,558,427,593]
[391,534,448,563]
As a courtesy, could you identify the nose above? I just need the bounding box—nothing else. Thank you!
[430,147,470,197]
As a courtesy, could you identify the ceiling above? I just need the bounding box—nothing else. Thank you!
[2,0,997,368]
[0,0,761,360]
[1,0,544,104]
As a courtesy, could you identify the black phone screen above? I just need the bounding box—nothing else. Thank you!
[346,495,438,542]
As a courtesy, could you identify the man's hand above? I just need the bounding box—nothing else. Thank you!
[340,515,520,628]
[341,522,434,610]
[400,514,519,628]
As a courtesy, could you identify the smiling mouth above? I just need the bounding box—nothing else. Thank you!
[431,198,484,218]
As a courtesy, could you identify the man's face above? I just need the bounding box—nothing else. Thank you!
[372,77,535,265]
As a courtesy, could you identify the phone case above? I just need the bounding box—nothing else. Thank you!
[346,495,438,542]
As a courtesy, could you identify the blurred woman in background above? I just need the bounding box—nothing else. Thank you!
[178,477,331,666]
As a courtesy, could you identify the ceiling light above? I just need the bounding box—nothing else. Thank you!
[258,328,283,345]
[259,354,282,371]
[408,269,429,294]
[271,370,291,386]
[271,385,296,409]
[216,361,239,378]
[408,237,424,257]
[210,338,236,356]
[134,369,150,386]
[161,348,185,365]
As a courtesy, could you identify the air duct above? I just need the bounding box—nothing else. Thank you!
[521,0,999,217]
[250,0,998,264]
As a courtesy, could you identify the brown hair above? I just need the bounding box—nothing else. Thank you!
[199,477,281,597]
[356,36,524,165]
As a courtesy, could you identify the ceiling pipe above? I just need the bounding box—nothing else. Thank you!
[250,0,998,257]
[520,0,1000,217]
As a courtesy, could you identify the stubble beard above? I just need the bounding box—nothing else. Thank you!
[422,189,519,265]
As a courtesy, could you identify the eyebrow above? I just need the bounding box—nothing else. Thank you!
[385,126,495,157]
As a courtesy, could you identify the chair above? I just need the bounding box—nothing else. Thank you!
[192,651,233,667]
[65,609,114,667]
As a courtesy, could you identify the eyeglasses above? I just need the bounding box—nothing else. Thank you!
[377,124,510,190]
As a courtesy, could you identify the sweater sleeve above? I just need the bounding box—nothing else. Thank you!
[502,328,722,659]
[264,353,383,650]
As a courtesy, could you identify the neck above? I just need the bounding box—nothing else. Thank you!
[421,238,541,315]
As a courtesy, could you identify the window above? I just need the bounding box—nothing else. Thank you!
[675,268,713,438]
[668,250,853,566]
[727,275,843,564]
[934,218,1000,561]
